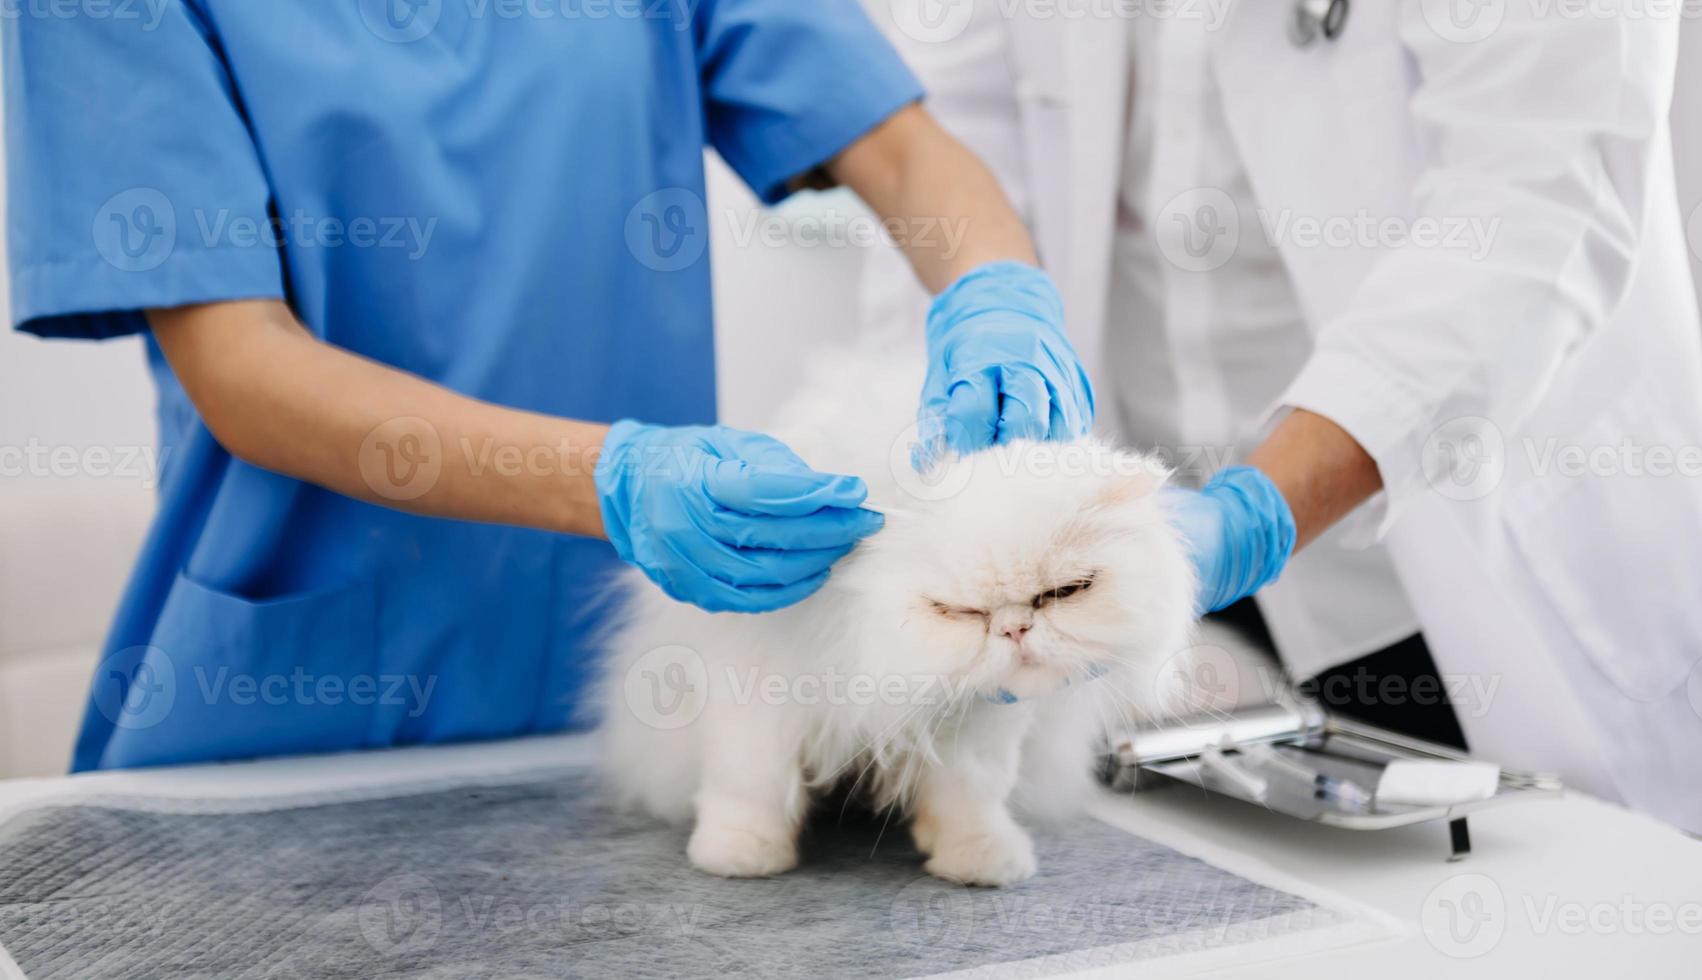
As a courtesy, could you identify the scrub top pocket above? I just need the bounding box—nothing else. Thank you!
[101,572,381,769]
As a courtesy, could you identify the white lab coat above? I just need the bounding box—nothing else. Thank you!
[863,1,1702,831]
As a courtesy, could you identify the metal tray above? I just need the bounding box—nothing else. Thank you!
[1105,699,1565,858]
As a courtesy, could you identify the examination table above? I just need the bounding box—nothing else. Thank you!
[0,734,1694,979]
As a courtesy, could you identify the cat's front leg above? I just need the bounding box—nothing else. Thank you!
[913,709,1037,887]
[688,700,805,878]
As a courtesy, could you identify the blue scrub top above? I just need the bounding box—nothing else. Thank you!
[4,0,921,771]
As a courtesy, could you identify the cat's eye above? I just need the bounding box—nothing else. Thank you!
[1032,575,1096,608]
[928,599,988,620]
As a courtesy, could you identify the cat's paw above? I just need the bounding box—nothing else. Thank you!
[688,821,799,878]
[924,826,1038,887]
[910,807,939,857]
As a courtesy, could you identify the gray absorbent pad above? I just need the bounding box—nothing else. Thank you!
[0,770,1348,979]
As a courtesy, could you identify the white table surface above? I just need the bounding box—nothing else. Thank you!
[0,735,1696,979]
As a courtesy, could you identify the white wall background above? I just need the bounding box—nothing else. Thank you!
[708,164,876,428]
[0,129,167,776]
[1,26,1700,777]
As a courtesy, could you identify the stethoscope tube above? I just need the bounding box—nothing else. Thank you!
[1289,0,1349,47]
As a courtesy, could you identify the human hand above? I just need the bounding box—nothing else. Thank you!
[917,261,1094,466]
[1163,466,1297,614]
[595,421,883,613]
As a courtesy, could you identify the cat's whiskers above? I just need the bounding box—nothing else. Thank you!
[838,710,927,810]
[861,681,966,814]
[819,694,945,799]
[890,698,953,808]
[1092,682,1141,760]
[900,682,974,809]
[868,798,904,859]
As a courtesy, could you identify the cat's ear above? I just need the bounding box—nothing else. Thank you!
[1091,452,1171,508]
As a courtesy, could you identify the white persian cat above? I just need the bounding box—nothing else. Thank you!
[598,342,1195,886]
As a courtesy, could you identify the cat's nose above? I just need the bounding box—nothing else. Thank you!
[1000,622,1031,643]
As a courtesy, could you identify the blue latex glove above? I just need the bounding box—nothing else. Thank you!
[595,421,884,613]
[1164,466,1298,615]
[918,261,1095,465]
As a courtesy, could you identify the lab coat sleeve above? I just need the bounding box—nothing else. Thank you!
[3,1,284,340]
[1279,7,1676,530]
[695,0,924,206]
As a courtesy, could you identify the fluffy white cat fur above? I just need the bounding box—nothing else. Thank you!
[599,343,1196,887]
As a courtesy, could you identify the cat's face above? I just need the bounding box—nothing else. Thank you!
[839,440,1196,704]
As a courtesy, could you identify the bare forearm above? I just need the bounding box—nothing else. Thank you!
[827,103,1035,294]
[147,300,608,538]
[1244,408,1383,552]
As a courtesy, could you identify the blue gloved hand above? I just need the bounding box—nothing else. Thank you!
[595,421,883,613]
[1164,466,1298,615]
[918,261,1095,465]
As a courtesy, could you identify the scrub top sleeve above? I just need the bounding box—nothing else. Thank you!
[4,3,284,340]
[696,0,924,206]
